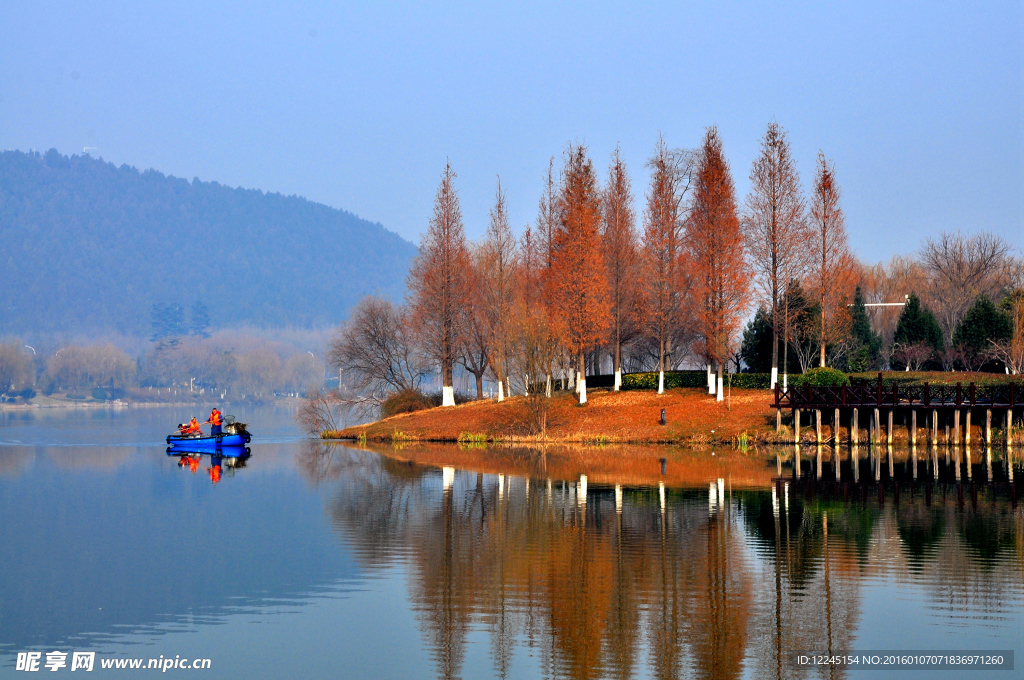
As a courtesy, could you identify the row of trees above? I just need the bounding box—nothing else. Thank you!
[739,228,1022,374]
[334,123,893,416]
[0,334,323,400]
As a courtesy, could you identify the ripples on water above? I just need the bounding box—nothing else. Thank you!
[1,406,1022,679]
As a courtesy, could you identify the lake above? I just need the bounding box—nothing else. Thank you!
[1,405,1021,679]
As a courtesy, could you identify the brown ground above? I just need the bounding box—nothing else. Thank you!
[334,387,779,444]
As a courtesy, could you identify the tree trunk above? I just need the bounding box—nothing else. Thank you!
[442,360,455,407]
[658,338,665,394]
[613,326,621,391]
[771,296,779,389]
[475,372,483,400]
[578,353,587,404]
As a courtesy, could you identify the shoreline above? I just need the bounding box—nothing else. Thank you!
[0,397,302,412]
[330,386,1024,447]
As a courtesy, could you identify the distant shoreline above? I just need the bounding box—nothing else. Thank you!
[0,396,301,412]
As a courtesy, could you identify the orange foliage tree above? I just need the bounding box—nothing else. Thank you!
[639,136,693,394]
[407,161,471,406]
[808,152,856,367]
[742,122,807,388]
[686,127,749,397]
[602,146,640,391]
[546,143,609,404]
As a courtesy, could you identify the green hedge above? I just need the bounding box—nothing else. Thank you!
[619,370,773,390]
[790,367,850,388]
[848,371,1022,389]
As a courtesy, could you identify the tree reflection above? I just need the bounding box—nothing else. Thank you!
[313,443,1024,680]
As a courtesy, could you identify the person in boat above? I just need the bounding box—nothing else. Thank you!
[205,408,223,436]
[186,417,202,435]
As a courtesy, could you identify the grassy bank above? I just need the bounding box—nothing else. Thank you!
[333,387,778,445]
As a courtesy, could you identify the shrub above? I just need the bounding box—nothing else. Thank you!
[791,367,850,388]
[381,389,433,418]
[619,370,773,390]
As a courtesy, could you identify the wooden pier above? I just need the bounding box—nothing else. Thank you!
[772,373,1021,446]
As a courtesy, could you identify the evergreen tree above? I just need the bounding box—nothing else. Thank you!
[892,293,943,369]
[846,286,882,371]
[190,302,212,338]
[953,294,1011,369]
[150,302,186,342]
[740,307,776,373]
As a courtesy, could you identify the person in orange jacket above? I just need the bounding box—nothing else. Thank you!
[186,417,202,435]
[205,408,223,436]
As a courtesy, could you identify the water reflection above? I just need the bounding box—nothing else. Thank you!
[168,449,251,485]
[301,442,1024,680]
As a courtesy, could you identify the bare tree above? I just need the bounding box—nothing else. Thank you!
[742,122,807,388]
[459,245,490,399]
[985,289,1024,374]
[328,296,428,402]
[408,161,472,406]
[862,255,924,364]
[921,230,1012,368]
[47,344,136,390]
[808,152,856,367]
[602,146,640,392]
[891,342,934,372]
[0,341,33,394]
[480,179,518,401]
[296,386,345,437]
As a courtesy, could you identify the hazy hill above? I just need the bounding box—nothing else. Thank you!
[0,149,417,335]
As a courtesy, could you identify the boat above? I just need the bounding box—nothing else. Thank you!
[166,432,250,449]
[166,418,251,451]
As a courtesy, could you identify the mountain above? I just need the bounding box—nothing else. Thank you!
[0,149,417,335]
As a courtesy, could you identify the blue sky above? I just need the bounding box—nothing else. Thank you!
[1,1,1020,260]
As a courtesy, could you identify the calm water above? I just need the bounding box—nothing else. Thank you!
[1,406,1022,679]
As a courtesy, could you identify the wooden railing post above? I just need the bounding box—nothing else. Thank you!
[970,383,976,407]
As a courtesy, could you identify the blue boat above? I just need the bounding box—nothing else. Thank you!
[166,432,251,449]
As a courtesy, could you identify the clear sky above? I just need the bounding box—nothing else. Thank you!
[2,1,1021,260]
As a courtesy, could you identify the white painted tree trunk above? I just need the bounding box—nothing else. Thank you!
[770,366,778,390]
[658,370,665,394]
[613,369,621,391]
[782,373,788,389]
[545,374,552,398]
[497,381,504,402]
[579,377,587,404]
[575,371,581,394]
[716,375,724,402]
[707,365,714,393]
[442,385,455,407]
[524,376,529,396]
